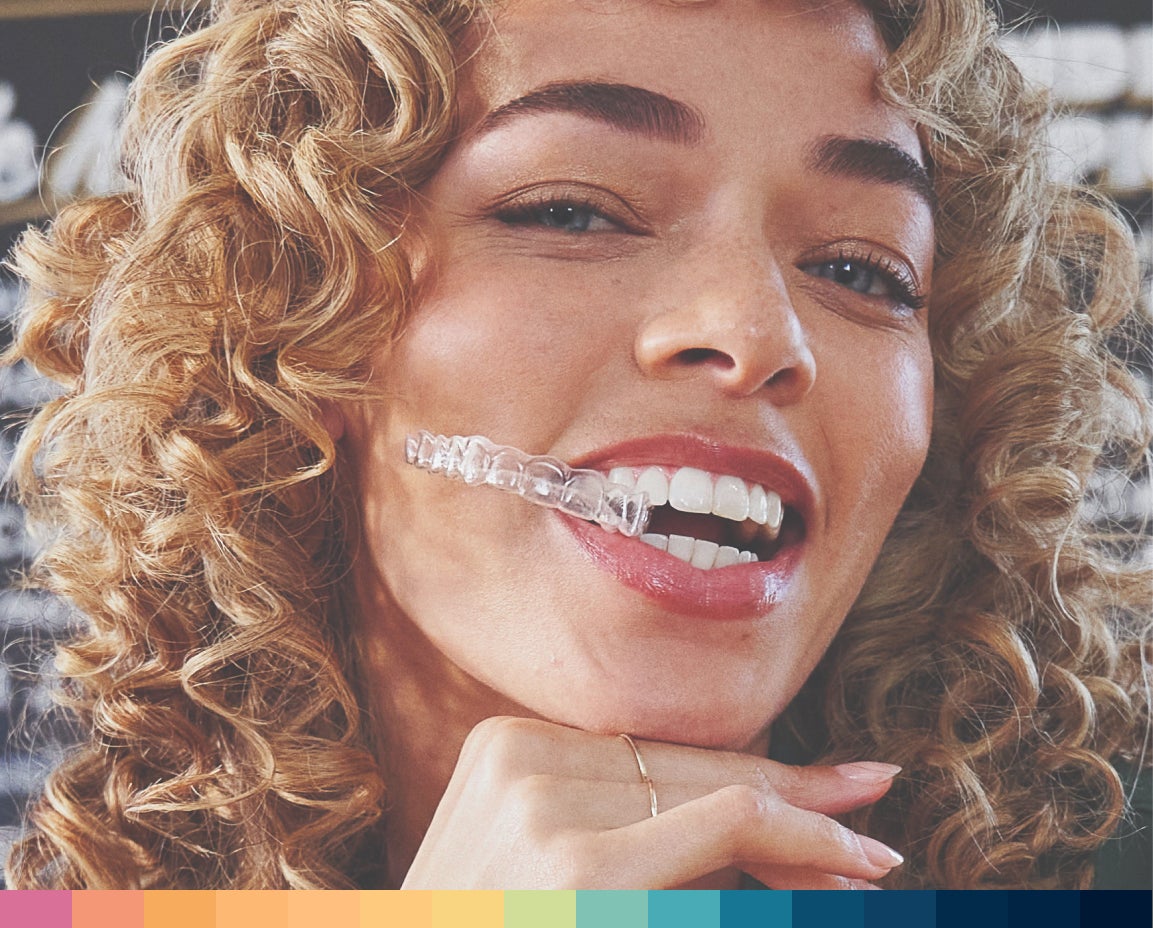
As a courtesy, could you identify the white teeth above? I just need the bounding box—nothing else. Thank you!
[637,534,755,570]
[667,534,695,562]
[634,467,670,506]
[766,490,783,532]
[667,467,713,513]
[712,475,750,522]
[748,484,768,525]
[640,533,669,551]
[608,466,634,488]
[601,465,783,529]
[715,545,740,568]
[690,539,720,569]
[603,464,786,568]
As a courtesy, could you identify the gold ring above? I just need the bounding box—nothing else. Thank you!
[619,733,659,817]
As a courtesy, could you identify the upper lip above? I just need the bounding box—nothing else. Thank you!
[567,433,818,528]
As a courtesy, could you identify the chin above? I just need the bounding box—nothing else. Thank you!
[541,694,774,753]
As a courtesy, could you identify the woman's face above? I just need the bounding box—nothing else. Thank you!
[342,0,935,749]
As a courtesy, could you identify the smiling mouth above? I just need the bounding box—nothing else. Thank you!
[405,430,808,572]
[600,465,803,570]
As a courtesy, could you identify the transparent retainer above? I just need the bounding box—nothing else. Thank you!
[405,431,651,537]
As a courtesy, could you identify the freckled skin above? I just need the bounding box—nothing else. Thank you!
[341,0,935,756]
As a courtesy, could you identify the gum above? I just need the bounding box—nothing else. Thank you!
[405,431,651,537]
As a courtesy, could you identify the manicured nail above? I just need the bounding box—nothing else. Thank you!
[835,761,902,782]
[859,835,904,869]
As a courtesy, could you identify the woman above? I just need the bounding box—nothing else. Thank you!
[4,0,1150,890]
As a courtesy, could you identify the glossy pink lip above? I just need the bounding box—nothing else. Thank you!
[560,434,816,619]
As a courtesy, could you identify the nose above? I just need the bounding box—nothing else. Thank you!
[634,247,816,403]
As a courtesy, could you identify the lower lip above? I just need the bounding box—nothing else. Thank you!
[560,515,802,619]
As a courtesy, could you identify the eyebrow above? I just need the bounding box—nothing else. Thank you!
[474,80,706,145]
[472,84,935,209]
[807,135,936,209]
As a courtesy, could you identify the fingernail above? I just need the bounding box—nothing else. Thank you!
[859,835,904,869]
[836,761,902,782]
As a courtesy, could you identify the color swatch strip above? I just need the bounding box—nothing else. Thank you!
[0,889,1147,927]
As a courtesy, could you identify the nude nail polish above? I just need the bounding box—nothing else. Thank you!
[835,761,902,782]
[859,835,905,869]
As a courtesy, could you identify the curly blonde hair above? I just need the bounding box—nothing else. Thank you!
[4,0,1150,889]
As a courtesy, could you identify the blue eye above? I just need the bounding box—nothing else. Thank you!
[494,199,622,234]
[536,204,596,232]
[801,253,925,314]
[811,260,887,296]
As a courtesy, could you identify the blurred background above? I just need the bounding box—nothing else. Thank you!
[0,0,1150,875]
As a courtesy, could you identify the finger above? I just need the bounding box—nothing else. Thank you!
[621,737,901,816]
[449,717,899,841]
[455,719,901,816]
[588,784,903,889]
[745,864,882,890]
[511,775,727,829]
[534,773,874,829]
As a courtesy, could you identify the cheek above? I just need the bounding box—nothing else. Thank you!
[880,353,934,515]
[384,279,597,424]
[830,338,934,523]
[881,344,934,470]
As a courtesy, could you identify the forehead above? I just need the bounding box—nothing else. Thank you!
[461,0,913,151]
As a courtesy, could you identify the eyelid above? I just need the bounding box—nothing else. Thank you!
[484,182,649,233]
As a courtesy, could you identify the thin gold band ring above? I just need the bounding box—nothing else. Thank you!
[618,733,659,818]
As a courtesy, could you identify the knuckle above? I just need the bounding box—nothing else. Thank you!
[758,760,799,796]
[820,815,863,860]
[504,773,558,816]
[715,783,772,838]
[466,716,542,782]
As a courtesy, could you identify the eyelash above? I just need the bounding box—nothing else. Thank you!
[490,191,638,234]
[805,246,927,314]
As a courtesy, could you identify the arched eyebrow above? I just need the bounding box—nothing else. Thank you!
[807,135,936,210]
[474,80,706,145]
[472,84,934,209]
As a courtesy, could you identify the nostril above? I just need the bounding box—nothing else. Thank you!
[763,367,800,390]
[675,347,734,368]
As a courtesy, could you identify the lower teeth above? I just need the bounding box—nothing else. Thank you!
[640,533,757,569]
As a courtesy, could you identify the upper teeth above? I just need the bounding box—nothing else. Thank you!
[606,466,784,531]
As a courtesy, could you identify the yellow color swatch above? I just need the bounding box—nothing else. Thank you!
[431,891,503,928]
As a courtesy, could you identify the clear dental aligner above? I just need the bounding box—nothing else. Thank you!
[405,431,651,537]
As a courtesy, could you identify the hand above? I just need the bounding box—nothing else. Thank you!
[401,716,903,889]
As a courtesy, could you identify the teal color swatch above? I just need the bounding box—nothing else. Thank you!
[648,890,720,928]
[720,890,793,925]
[576,890,648,928]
